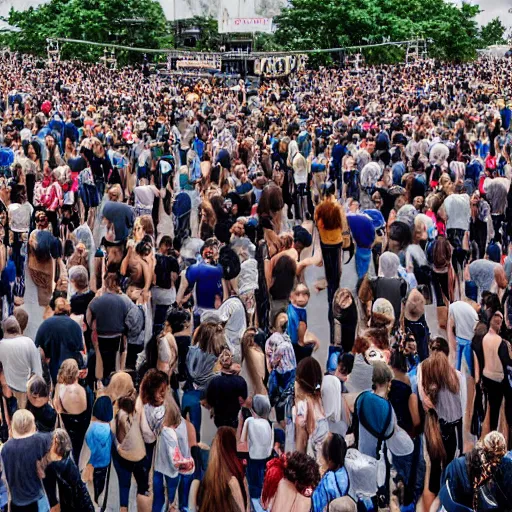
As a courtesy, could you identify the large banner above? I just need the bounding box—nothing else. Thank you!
[218,0,286,33]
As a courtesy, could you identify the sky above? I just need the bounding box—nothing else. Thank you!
[465,0,512,28]
[0,0,511,30]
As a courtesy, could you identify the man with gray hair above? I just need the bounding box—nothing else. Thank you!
[0,316,42,408]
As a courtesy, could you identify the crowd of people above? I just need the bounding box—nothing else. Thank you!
[0,50,510,512]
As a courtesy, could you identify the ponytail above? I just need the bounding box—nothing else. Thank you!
[425,409,447,462]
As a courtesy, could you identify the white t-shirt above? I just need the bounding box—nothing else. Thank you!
[8,202,33,233]
[449,301,478,341]
[134,185,159,209]
[238,258,259,295]
[241,417,273,460]
[444,194,470,231]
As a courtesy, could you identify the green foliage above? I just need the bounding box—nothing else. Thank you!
[3,0,172,63]
[274,0,482,63]
[0,0,491,65]
[479,17,507,48]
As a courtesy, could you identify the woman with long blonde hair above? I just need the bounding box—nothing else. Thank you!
[418,337,465,511]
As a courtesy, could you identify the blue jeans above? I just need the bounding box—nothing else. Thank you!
[181,389,202,441]
[152,471,180,512]
[179,473,193,511]
[456,337,474,377]
[392,436,425,507]
[112,451,149,507]
[247,458,267,499]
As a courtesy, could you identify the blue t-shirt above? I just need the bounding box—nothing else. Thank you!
[286,303,307,345]
[85,423,112,468]
[186,262,223,310]
[236,182,252,195]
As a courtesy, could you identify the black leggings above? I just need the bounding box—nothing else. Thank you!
[93,466,109,504]
[483,376,504,432]
[10,502,38,512]
[98,336,122,383]
[433,271,449,305]
[320,241,343,345]
[428,418,462,494]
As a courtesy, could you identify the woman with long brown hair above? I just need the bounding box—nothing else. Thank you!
[293,357,328,461]
[197,426,249,512]
[240,327,266,396]
[418,337,465,511]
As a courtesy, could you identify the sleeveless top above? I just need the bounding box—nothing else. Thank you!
[389,380,413,435]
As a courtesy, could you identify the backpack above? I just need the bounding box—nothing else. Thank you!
[0,147,14,170]
[219,245,241,280]
[375,130,390,151]
[172,192,192,219]
[353,391,394,460]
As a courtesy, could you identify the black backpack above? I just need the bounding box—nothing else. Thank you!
[219,245,241,280]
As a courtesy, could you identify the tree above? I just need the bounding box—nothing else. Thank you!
[274,0,482,63]
[479,17,507,48]
[2,0,173,63]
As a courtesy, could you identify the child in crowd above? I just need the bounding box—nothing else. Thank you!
[26,375,57,433]
[82,396,113,505]
[266,312,297,425]
[240,395,274,508]
[286,284,319,364]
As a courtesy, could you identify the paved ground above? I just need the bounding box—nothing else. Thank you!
[22,223,443,510]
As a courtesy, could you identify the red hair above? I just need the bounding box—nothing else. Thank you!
[261,455,286,508]
[198,427,247,512]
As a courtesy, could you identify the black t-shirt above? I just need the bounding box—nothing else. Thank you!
[1,432,52,506]
[26,402,57,433]
[155,254,180,289]
[70,290,96,316]
[389,379,413,435]
[206,373,248,428]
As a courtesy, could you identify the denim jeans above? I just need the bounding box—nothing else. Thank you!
[112,451,149,507]
[181,389,203,441]
[392,435,425,507]
[152,471,180,512]
[247,458,267,499]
